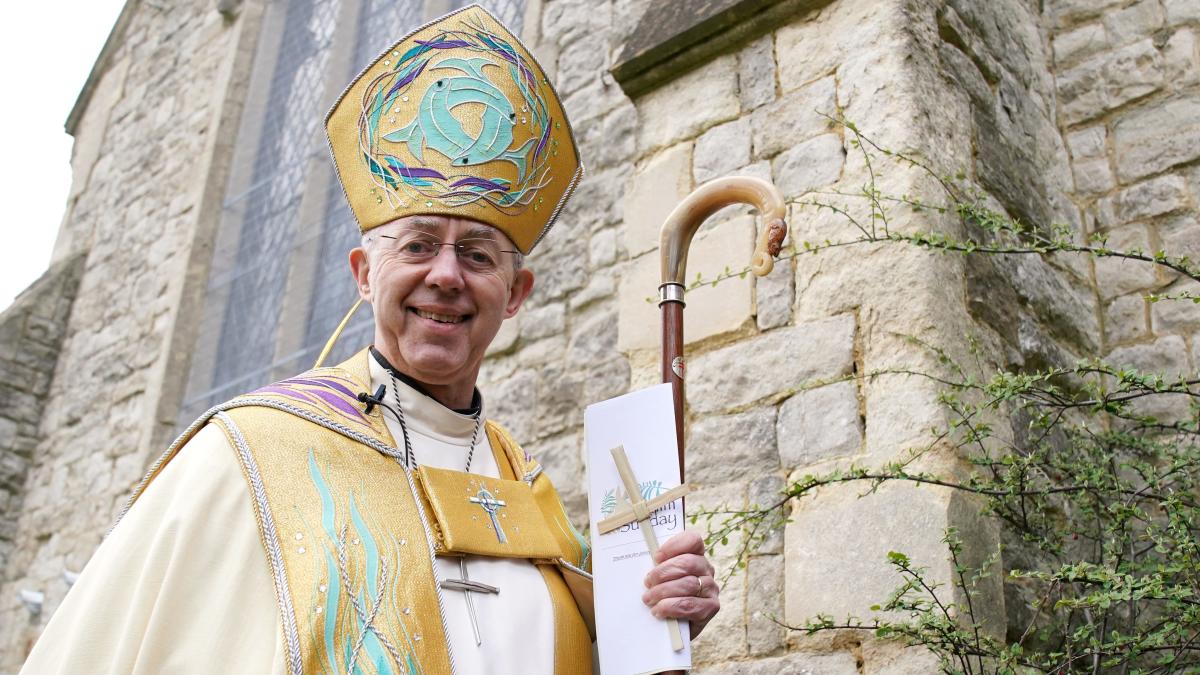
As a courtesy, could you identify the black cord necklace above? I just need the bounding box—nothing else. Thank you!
[387,371,482,473]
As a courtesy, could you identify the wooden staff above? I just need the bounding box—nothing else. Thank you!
[653,176,785,674]
[659,176,788,475]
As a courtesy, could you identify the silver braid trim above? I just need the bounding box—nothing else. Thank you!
[388,373,417,469]
[523,464,543,485]
[116,398,407,534]
[557,557,593,581]
[111,395,427,675]
[215,411,304,675]
[229,397,409,465]
[403,464,458,675]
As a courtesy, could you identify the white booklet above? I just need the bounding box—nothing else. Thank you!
[586,383,692,674]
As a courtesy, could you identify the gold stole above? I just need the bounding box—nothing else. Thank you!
[127,350,593,674]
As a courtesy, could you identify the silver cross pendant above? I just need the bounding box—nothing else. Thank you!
[439,558,499,646]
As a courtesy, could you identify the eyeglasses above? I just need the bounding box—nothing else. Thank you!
[377,231,520,274]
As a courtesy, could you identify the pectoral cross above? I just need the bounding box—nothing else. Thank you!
[595,445,691,652]
[469,486,508,544]
[440,557,499,646]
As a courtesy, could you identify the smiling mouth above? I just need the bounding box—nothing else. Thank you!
[411,308,468,324]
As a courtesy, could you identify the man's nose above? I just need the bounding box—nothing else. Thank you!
[425,244,466,290]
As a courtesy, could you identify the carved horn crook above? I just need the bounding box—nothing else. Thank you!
[657,175,788,477]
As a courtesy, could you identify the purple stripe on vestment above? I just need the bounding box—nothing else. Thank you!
[284,377,358,400]
[255,386,321,407]
[308,389,368,423]
[256,383,369,426]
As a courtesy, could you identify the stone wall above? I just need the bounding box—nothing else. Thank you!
[1049,0,1200,388]
[503,0,1004,670]
[931,0,1200,641]
[0,257,84,580]
[0,1,257,667]
[3,0,1198,672]
[512,0,1198,670]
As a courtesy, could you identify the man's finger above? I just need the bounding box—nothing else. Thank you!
[643,553,713,588]
[649,594,721,624]
[642,574,718,606]
[653,530,705,563]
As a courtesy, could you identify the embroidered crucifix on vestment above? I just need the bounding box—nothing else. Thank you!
[469,486,508,544]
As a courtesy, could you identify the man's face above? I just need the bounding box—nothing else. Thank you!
[349,215,534,405]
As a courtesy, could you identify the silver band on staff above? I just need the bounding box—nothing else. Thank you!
[658,283,686,307]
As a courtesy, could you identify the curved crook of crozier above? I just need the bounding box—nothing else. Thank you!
[658,175,788,287]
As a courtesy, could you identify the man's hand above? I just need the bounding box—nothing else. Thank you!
[641,530,721,639]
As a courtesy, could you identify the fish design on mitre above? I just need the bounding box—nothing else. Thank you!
[382,56,535,182]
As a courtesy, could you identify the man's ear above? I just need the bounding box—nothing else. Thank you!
[504,268,535,318]
[349,247,372,301]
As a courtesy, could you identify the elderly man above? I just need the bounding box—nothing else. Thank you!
[21,5,718,674]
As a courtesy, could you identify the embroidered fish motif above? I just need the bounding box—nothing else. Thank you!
[382,56,535,180]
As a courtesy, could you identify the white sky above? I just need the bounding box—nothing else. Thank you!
[0,0,128,311]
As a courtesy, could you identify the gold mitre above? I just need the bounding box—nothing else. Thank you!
[324,4,582,254]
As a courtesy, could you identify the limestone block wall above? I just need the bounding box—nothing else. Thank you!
[923,0,1099,645]
[509,0,1199,671]
[0,257,84,578]
[500,0,1007,671]
[0,1,256,667]
[1048,0,1200,382]
[941,0,1200,640]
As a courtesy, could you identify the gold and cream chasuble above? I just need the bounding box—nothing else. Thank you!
[21,350,592,674]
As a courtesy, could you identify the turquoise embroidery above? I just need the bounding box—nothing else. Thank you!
[350,496,392,672]
[384,57,535,180]
[359,14,554,212]
[568,518,591,570]
[309,453,342,673]
[306,450,424,675]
